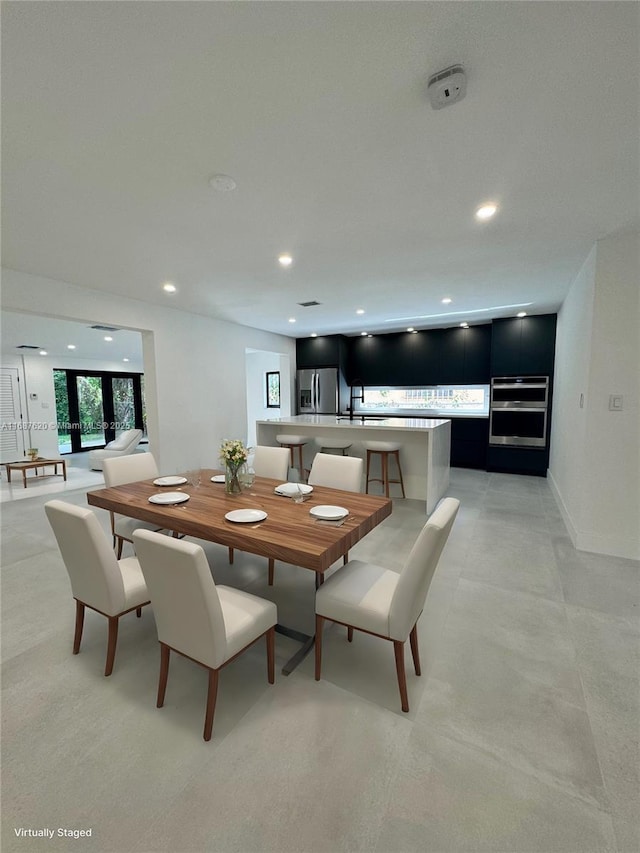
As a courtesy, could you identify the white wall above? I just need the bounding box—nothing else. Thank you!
[549,231,640,559]
[1,268,296,473]
[245,350,290,447]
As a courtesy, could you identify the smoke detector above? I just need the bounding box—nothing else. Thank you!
[428,64,466,109]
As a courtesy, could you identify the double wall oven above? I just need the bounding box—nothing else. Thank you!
[489,376,549,448]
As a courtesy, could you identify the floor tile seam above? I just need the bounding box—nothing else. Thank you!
[564,601,640,639]
[420,705,613,815]
[562,602,640,833]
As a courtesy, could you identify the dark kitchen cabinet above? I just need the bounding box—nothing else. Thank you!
[450,418,489,470]
[487,445,550,477]
[491,315,557,376]
[348,330,440,386]
[463,325,492,383]
[296,335,346,369]
[437,329,466,384]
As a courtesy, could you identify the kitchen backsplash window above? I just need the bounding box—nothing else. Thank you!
[356,385,489,416]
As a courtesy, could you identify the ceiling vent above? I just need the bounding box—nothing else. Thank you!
[298,301,321,308]
[89,324,120,332]
[427,64,467,109]
[16,344,41,349]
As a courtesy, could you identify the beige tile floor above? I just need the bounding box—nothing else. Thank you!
[1,462,638,852]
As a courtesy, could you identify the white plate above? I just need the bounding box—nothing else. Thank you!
[148,492,190,505]
[153,476,188,487]
[211,474,226,483]
[309,505,349,521]
[225,509,268,523]
[274,483,314,497]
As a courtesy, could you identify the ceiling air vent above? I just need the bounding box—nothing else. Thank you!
[16,344,41,350]
[89,325,120,332]
[298,301,321,308]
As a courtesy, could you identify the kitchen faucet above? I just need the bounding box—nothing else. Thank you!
[349,379,365,421]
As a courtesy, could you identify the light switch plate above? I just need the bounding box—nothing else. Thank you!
[609,394,623,411]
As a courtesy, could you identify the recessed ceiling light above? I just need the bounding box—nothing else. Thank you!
[517,311,527,317]
[442,298,452,304]
[356,309,365,315]
[67,344,76,350]
[460,322,469,328]
[279,254,293,267]
[163,282,176,293]
[123,358,130,362]
[39,350,47,356]
[288,317,296,323]
[310,333,318,338]
[475,203,498,221]
[208,174,237,192]
[407,327,414,332]
[104,336,113,342]
[361,332,368,336]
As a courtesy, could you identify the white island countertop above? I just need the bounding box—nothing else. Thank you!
[256,415,451,513]
[257,415,450,431]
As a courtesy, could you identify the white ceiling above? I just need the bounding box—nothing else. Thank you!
[0,312,143,364]
[1,1,638,339]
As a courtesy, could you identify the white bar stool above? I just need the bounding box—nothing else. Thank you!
[314,437,352,456]
[276,434,309,479]
[364,440,406,498]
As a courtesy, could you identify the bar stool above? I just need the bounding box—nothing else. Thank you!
[364,441,406,498]
[276,434,309,479]
[314,437,352,456]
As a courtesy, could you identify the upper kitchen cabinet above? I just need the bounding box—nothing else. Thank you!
[348,330,440,385]
[296,335,347,369]
[490,314,557,376]
[439,325,491,384]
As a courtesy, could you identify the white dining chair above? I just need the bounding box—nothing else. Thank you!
[228,445,291,578]
[133,529,277,742]
[307,453,363,493]
[315,497,460,712]
[103,453,166,558]
[44,500,150,676]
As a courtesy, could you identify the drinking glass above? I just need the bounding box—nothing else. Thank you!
[291,483,306,504]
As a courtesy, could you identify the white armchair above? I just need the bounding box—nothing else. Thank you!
[88,429,143,470]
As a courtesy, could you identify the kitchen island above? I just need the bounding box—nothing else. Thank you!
[256,415,450,513]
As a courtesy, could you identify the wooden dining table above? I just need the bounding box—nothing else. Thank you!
[86,469,392,673]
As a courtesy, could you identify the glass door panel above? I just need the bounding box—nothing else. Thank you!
[112,377,135,436]
[76,375,105,449]
[54,370,72,454]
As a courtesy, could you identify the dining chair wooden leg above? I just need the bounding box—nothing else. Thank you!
[157,643,170,708]
[104,616,119,677]
[116,537,124,559]
[343,551,349,565]
[347,626,354,643]
[314,614,324,680]
[73,600,85,654]
[266,626,275,684]
[136,606,142,618]
[394,449,406,498]
[409,623,421,676]
[228,547,234,565]
[268,559,275,586]
[393,640,409,712]
[203,668,220,742]
[383,452,390,498]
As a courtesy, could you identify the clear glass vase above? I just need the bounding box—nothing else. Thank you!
[225,462,244,495]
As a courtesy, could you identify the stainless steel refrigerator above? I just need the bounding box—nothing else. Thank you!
[297,368,339,414]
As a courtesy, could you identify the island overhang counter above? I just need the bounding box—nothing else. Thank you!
[256,415,451,514]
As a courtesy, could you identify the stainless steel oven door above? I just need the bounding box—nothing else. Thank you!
[489,408,547,447]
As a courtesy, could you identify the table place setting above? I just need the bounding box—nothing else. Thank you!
[224,509,268,524]
[274,482,313,501]
[148,491,190,505]
[309,505,350,526]
[153,475,188,487]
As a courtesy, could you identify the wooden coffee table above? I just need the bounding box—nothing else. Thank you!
[4,457,67,488]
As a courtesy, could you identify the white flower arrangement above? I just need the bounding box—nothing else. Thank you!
[219,439,248,468]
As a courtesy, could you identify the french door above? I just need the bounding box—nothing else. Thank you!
[54,370,145,454]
